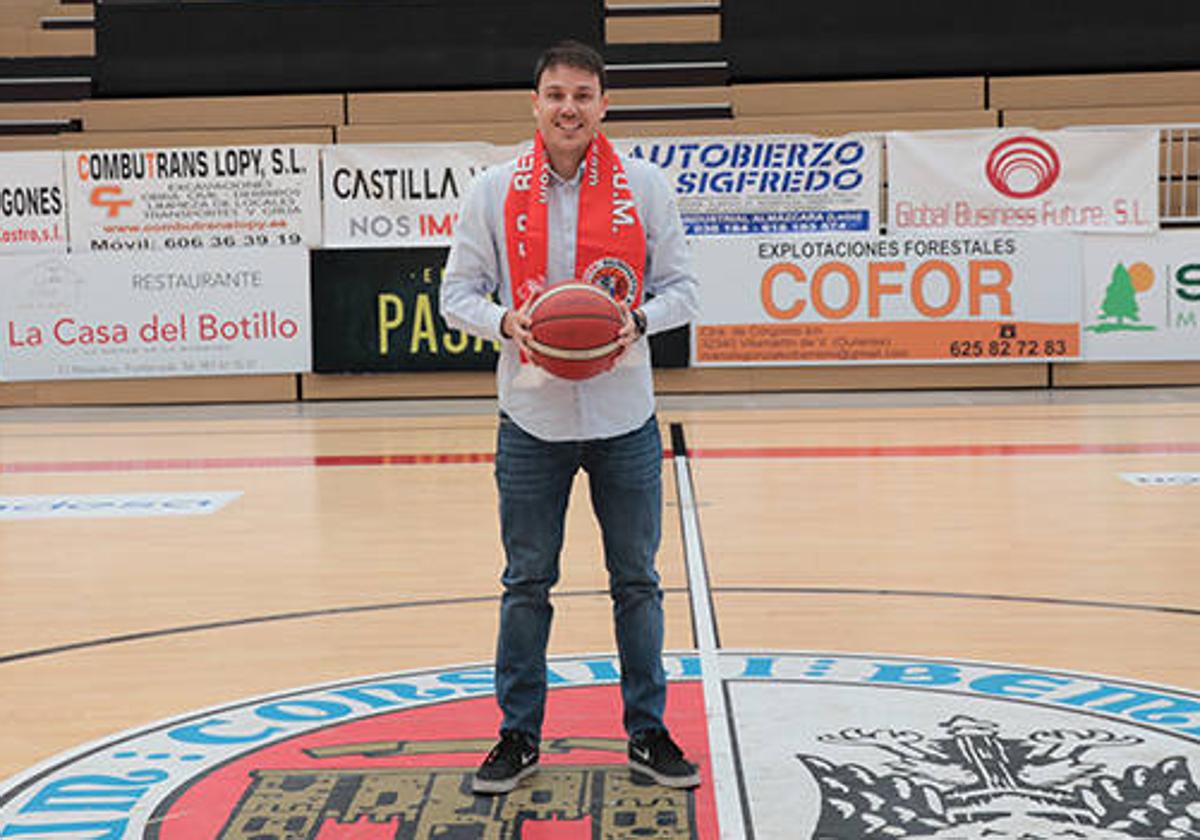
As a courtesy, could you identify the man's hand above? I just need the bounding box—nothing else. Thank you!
[501,297,535,355]
[615,303,645,357]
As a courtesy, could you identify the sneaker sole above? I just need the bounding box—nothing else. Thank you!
[628,760,701,789]
[472,763,538,795]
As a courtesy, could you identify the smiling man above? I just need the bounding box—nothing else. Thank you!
[440,40,701,795]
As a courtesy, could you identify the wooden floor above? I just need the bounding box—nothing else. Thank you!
[1,386,1198,835]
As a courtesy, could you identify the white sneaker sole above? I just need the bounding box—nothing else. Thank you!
[472,763,538,794]
[629,759,702,789]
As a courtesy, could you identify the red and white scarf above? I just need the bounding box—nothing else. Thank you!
[504,131,646,316]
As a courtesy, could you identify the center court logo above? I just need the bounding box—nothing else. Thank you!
[1,653,1197,839]
[985,136,1062,199]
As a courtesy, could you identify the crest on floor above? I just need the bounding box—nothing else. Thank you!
[1,653,1197,839]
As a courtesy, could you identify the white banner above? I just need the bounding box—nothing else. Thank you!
[65,145,321,253]
[0,152,67,255]
[321,143,512,248]
[0,247,311,381]
[616,134,880,236]
[691,232,1081,366]
[1081,230,1200,360]
[888,128,1157,233]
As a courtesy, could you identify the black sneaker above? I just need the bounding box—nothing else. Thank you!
[472,731,539,794]
[628,728,701,788]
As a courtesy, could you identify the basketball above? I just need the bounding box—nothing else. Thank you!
[526,283,625,380]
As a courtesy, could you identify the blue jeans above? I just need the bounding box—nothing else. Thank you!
[494,413,666,740]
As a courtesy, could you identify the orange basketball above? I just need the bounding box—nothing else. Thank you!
[526,283,624,380]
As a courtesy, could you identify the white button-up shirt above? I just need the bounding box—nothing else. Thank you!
[440,151,699,441]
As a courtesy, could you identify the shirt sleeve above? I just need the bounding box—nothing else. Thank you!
[439,169,508,342]
[635,162,700,336]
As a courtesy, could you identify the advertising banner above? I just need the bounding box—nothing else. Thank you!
[0,152,67,255]
[1081,230,1200,361]
[0,247,311,381]
[65,145,321,253]
[321,143,513,249]
[691,233,1081,365]
[310,248,690,373]
[887,128,1157,233]
[617,134,880,236]
[311,248,498,372]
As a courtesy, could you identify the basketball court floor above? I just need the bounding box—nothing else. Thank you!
[1,386,1198,838]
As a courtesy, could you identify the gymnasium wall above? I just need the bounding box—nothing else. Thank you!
[0,1,1198,406]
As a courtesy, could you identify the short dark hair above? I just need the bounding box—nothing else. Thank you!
[533,40,607,93]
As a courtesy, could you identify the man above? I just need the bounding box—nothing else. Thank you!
[440,40,701,795]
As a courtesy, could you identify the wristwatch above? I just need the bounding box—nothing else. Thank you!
[632,309,648,336]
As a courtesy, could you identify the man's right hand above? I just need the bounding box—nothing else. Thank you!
[501,298,535,355]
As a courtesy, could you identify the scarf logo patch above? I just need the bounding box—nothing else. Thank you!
[583,257,639,307]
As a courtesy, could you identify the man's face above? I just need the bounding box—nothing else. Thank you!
[532,63,608,169]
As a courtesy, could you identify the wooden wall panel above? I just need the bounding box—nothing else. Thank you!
[80,95,344,132]
[991,71,1200,110]
[300,372,497,400]
[348,90,530,125]
[58,127,334,150]
[606,14,719,44]
[733,78,984,116]
[1052,362,1200,388]
[0,102,83,123]
[606,110,997,138]
[0,25,32,53]
[610,86,732,108]
[0,26,91,56]
[0,375,297,408]
[0,136,66,151]
[1003,104,1200,129]
[335,122,531,145]
[26,28,92,56]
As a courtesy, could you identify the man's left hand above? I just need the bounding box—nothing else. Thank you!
[615,304,644,353]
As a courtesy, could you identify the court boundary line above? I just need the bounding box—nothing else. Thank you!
[671,421,746,839]
[3,587,1195,667]
[716,587,1200,617]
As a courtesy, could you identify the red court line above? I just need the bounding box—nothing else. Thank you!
[0,453,495,474]
[0,442,1197,474]
[690,442,1200,460]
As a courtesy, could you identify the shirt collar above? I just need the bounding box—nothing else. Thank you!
[547,161,584,188]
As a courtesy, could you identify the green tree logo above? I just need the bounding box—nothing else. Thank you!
[1086,262,1157,333]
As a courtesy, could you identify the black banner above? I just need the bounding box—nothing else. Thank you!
[96,0,602,96]
[311,248,690,374]
[311,248,498,373]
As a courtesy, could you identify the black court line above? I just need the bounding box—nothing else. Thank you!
[671,421,722,649]
[717,586,1200,617]
[0,590,617,666]
[2,587,1196,668]
[670,421,701,651]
